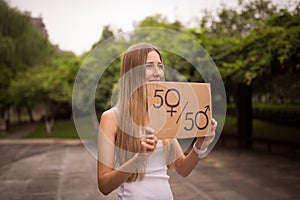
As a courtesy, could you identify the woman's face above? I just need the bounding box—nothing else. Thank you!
[145,50,164,82]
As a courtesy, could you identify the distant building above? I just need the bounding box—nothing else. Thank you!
[30,17,48,38]
[30,16,66,54]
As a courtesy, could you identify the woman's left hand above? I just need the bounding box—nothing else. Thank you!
[139,127,158,153]
[195,118,217,150]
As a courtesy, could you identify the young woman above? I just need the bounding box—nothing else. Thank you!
[97,43,217,199]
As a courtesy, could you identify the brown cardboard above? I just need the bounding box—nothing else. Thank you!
[146,82,212,139]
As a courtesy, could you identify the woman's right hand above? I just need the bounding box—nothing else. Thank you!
[139,127,158,153]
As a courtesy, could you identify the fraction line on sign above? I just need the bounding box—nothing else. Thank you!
[176,101,189,124]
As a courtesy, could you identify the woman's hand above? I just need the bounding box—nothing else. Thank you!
[195,118,217,151]
[139,127,158,153]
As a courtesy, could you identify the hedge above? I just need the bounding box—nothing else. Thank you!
[227,103,300,127]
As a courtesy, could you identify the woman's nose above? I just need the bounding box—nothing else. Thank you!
[153,66,159,74]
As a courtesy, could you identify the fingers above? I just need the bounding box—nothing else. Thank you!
[211,118,218,132]
[206,132,215,144]
[145,126,155,135]
[191,118,218,153]
[140,134,158,153]
[196,130,216,150]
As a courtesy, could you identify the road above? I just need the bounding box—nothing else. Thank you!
[0,139,300,200]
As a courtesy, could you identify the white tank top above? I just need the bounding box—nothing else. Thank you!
[117,140,174,200]
[111,106,180,199]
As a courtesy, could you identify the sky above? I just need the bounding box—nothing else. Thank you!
[6,0,293,55]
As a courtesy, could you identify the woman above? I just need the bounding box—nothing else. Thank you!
[97,43,217,199]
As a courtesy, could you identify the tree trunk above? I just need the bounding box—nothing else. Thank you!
[6,108,10,129]
[44,115,54,134]
[236,83,253,149]
[26,105,34,122]
[17,107,21,124]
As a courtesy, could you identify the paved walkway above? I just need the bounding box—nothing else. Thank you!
[6,123,39,139]
[0,138,300,200]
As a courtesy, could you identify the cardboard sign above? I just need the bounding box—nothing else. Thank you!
[146,82,212,139]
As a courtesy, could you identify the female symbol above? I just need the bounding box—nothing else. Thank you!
[165,88,180,117]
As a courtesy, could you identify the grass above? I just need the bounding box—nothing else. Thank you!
[3,116,299,142]
[25,118,98,140]
[25,120,80,139]
[222,115,300,142]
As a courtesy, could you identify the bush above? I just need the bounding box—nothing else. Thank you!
[227,103,300,127]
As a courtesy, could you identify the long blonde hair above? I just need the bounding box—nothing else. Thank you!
[115,43,163,182]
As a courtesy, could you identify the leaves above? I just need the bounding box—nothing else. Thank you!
[2,0,300,122]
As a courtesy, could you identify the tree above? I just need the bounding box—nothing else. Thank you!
[9,50,79,133]
[0,0,55,126]
[189,0,300,148]
[76,18,189,119]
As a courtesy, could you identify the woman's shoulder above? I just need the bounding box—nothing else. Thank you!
[100,108,118,136]
[100,109,113,119]
[100,108,116,124]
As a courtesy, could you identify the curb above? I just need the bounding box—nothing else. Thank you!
[0,138,91,145]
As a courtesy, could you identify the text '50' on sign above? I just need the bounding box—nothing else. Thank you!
[146,82,212,139]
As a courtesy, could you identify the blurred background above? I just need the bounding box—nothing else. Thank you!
[1,0,300,199]
[1,0,299,152]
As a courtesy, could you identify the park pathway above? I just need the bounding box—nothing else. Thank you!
[0,138,300,200]
[6,123,39,139]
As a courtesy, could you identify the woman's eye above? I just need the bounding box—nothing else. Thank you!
[145,63,164,69]
[158,64,164,69]
[146,64,154,68]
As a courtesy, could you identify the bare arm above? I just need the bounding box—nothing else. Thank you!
[173,137,208,177]
[97,110,157,195]
[174,119,217,177]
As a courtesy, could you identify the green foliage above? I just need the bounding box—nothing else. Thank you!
[227,103,300,127]
[2,0,300,130]
[0,0,55,117]
[223,115,300,142]
[192,0,299,80]
[74,27,128,115]
[95,58,121,113]
[253,104,300,126]
[9,50,79,118]
[92,25,115,49]
[135,14,184,32]
[84,20,191,116]
[0,1,54,68]
[45,51,79,104]
[188,0,300,103]
[88,1,300,121]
